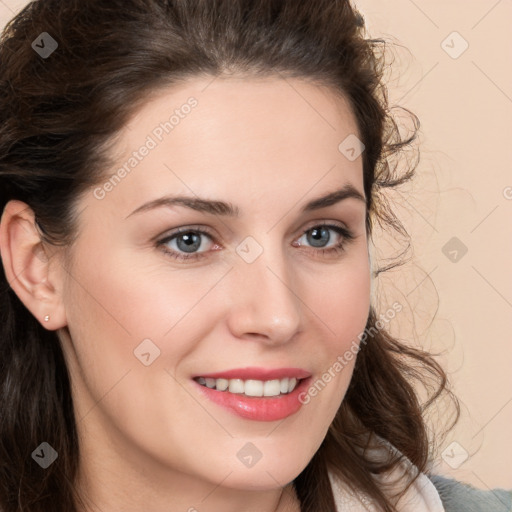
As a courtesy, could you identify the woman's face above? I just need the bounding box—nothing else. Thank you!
[57,76,371,500]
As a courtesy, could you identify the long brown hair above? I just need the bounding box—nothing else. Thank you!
[0,1,459,511]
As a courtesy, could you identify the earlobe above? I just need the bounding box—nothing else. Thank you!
[0,200,67,330]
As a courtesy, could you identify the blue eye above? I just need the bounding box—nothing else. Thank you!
[298,225,345,249]
[157,223,355,262]
[158,228,215,260]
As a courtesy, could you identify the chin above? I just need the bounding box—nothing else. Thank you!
[221,453,311,491]
[222,468,299,491]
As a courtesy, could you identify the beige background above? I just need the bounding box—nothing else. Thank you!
[1,0,510,490]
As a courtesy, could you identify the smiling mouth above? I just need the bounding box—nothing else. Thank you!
[194,376,301,397]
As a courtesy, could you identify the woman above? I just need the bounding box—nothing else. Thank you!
[0,1,510,511]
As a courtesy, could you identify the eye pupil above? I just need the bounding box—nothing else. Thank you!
[308,227,330,247]
[177,232,201,253]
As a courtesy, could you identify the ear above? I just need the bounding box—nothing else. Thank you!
[0,200,67,330]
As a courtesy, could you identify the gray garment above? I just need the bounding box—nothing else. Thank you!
[429,474,512,512]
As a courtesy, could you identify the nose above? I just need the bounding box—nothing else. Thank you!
[225,243,302,346]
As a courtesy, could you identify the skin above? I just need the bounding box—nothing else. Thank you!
[0,76,371,512]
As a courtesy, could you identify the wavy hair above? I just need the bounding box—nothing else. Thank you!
[0,1,459,511]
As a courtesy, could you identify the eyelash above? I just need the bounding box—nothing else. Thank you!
[156,223,355,262]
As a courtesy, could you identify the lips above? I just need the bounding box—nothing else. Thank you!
[192,367,312,422]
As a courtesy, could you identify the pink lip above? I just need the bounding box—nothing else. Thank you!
[193,368,312,422]
[195,367,311,380]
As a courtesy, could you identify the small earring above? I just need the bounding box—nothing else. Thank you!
[44,315,50,322]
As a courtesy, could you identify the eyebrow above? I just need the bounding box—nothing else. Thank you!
[125,183,366,219]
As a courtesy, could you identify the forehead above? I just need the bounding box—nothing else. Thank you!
[125,74,358,128]
[91,76,364,216]
[118,75,360,155]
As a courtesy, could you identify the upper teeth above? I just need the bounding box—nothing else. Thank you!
[196,377,299,397]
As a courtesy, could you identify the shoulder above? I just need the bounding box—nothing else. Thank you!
[428,474,512,512]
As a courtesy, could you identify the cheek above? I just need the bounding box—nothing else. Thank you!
[67,237,220,335]
[312,255,371,347]
[297,255,371,411]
